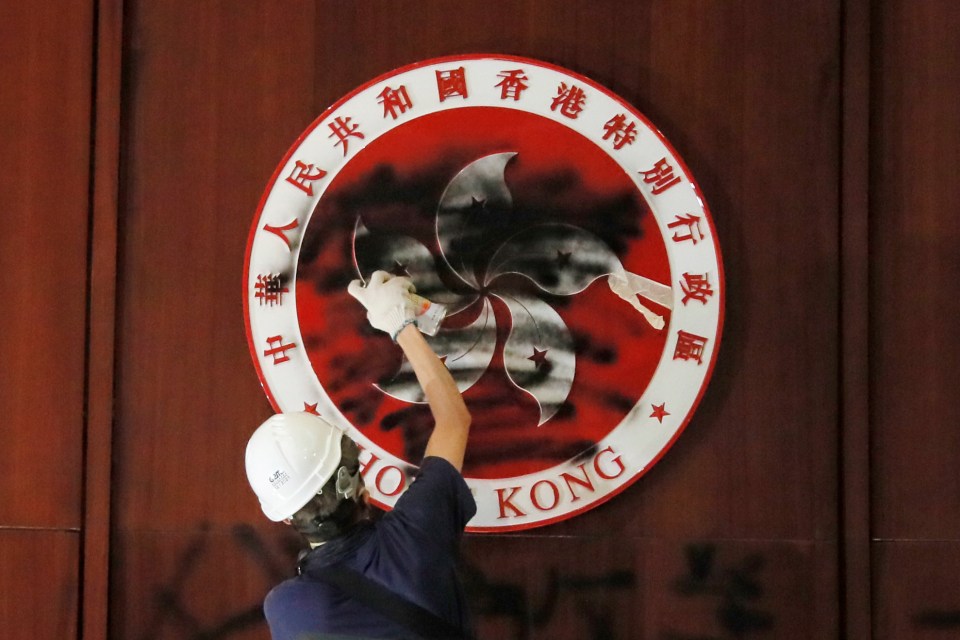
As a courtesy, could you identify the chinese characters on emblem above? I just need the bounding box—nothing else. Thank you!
[641,157,681,195]
[285,160,327,196]
[674,330,708,365]
[436,67,468,101]
[263,335,296,365]
[602,114,638,150]
[680,273,714,306]
[378,85,413,120]
[551,83,587,119]
[645,154,712,369]
[254,274,288,306]
[327,116,365,156]
[262,219,300,250]
[496,69,529,100]
[668,214,704,245]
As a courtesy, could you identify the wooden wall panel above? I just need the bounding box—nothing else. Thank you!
[112,1,842,637]
[312,0,842,543]
[83,0,125,636]
[0,0,92,529]
[110,527,295,640]
[0,1,95,636]
[870,1,960,636]
[16,0,959,634]
[840,0,872,635]
[462,537,837,640]
[874,543,960,640]
[871,0,960,541]
[0,531,80,638]
[112,2,318,637]
[113,0,317,531]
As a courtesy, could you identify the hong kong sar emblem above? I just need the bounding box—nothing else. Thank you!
[244,54,724,531]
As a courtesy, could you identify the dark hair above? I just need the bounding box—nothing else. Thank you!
[288,435,377,544]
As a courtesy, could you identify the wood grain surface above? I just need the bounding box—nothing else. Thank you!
[0,0,92,529]
[0,531,80,638]
[869,1,960,636]
[111,1,843,638]
[3,0,957,637]
[871,0,960,541]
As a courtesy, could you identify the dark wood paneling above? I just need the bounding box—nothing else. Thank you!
[114,1,316,532]
[113,1,843,637]
[0,2,92,528]
[871,1,960,539]
[110,526,297,639]
[874,542,960,640]
[111,4,317,631]
[83,0,125,636]
[870,3,960,636]
[626,0,841,542]
[314,0,842,542]
[462,536,837,639]
[0,531,80,638]
[111,528,837,640]
[112,5,323,633]
[840,0,872,636]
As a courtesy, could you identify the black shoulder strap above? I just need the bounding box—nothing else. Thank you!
[314,564,471,640]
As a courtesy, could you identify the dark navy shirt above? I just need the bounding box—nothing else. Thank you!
[264,457,477,640]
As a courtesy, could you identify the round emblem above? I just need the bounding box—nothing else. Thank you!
[244,54,724,531]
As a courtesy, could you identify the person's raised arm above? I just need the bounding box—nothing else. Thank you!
[348,271,471,471]
[395,324,471,471]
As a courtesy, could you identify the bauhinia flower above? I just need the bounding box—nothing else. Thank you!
[353,153,672,426]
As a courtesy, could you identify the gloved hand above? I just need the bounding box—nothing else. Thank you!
[347,270,419,340]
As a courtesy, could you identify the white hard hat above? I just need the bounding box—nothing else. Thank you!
[245,412,344,522]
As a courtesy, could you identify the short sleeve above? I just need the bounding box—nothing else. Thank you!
[380,456,476,548]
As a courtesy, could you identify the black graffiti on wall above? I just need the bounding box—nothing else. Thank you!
[139,523,298,640]
[462,562,636,640]
[145,527,781,639]
[144,525,640,639]
[913,609,960,630]
[661,544,774,640]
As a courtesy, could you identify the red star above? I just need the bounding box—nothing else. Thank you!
[303,402,320,415]
[390,260,410,277]
[650,403,670,423]
[527,347,549,369]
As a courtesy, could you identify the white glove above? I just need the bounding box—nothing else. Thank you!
[347,271,419,340]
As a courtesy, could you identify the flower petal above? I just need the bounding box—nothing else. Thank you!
[375,297,497,402]
[487,223,672,329]
[495,291,575,426]
[353,217,475,314]
[436,152,517,289]
[486,223,623,294]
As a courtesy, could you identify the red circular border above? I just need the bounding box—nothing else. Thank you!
[243,54,726,531]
